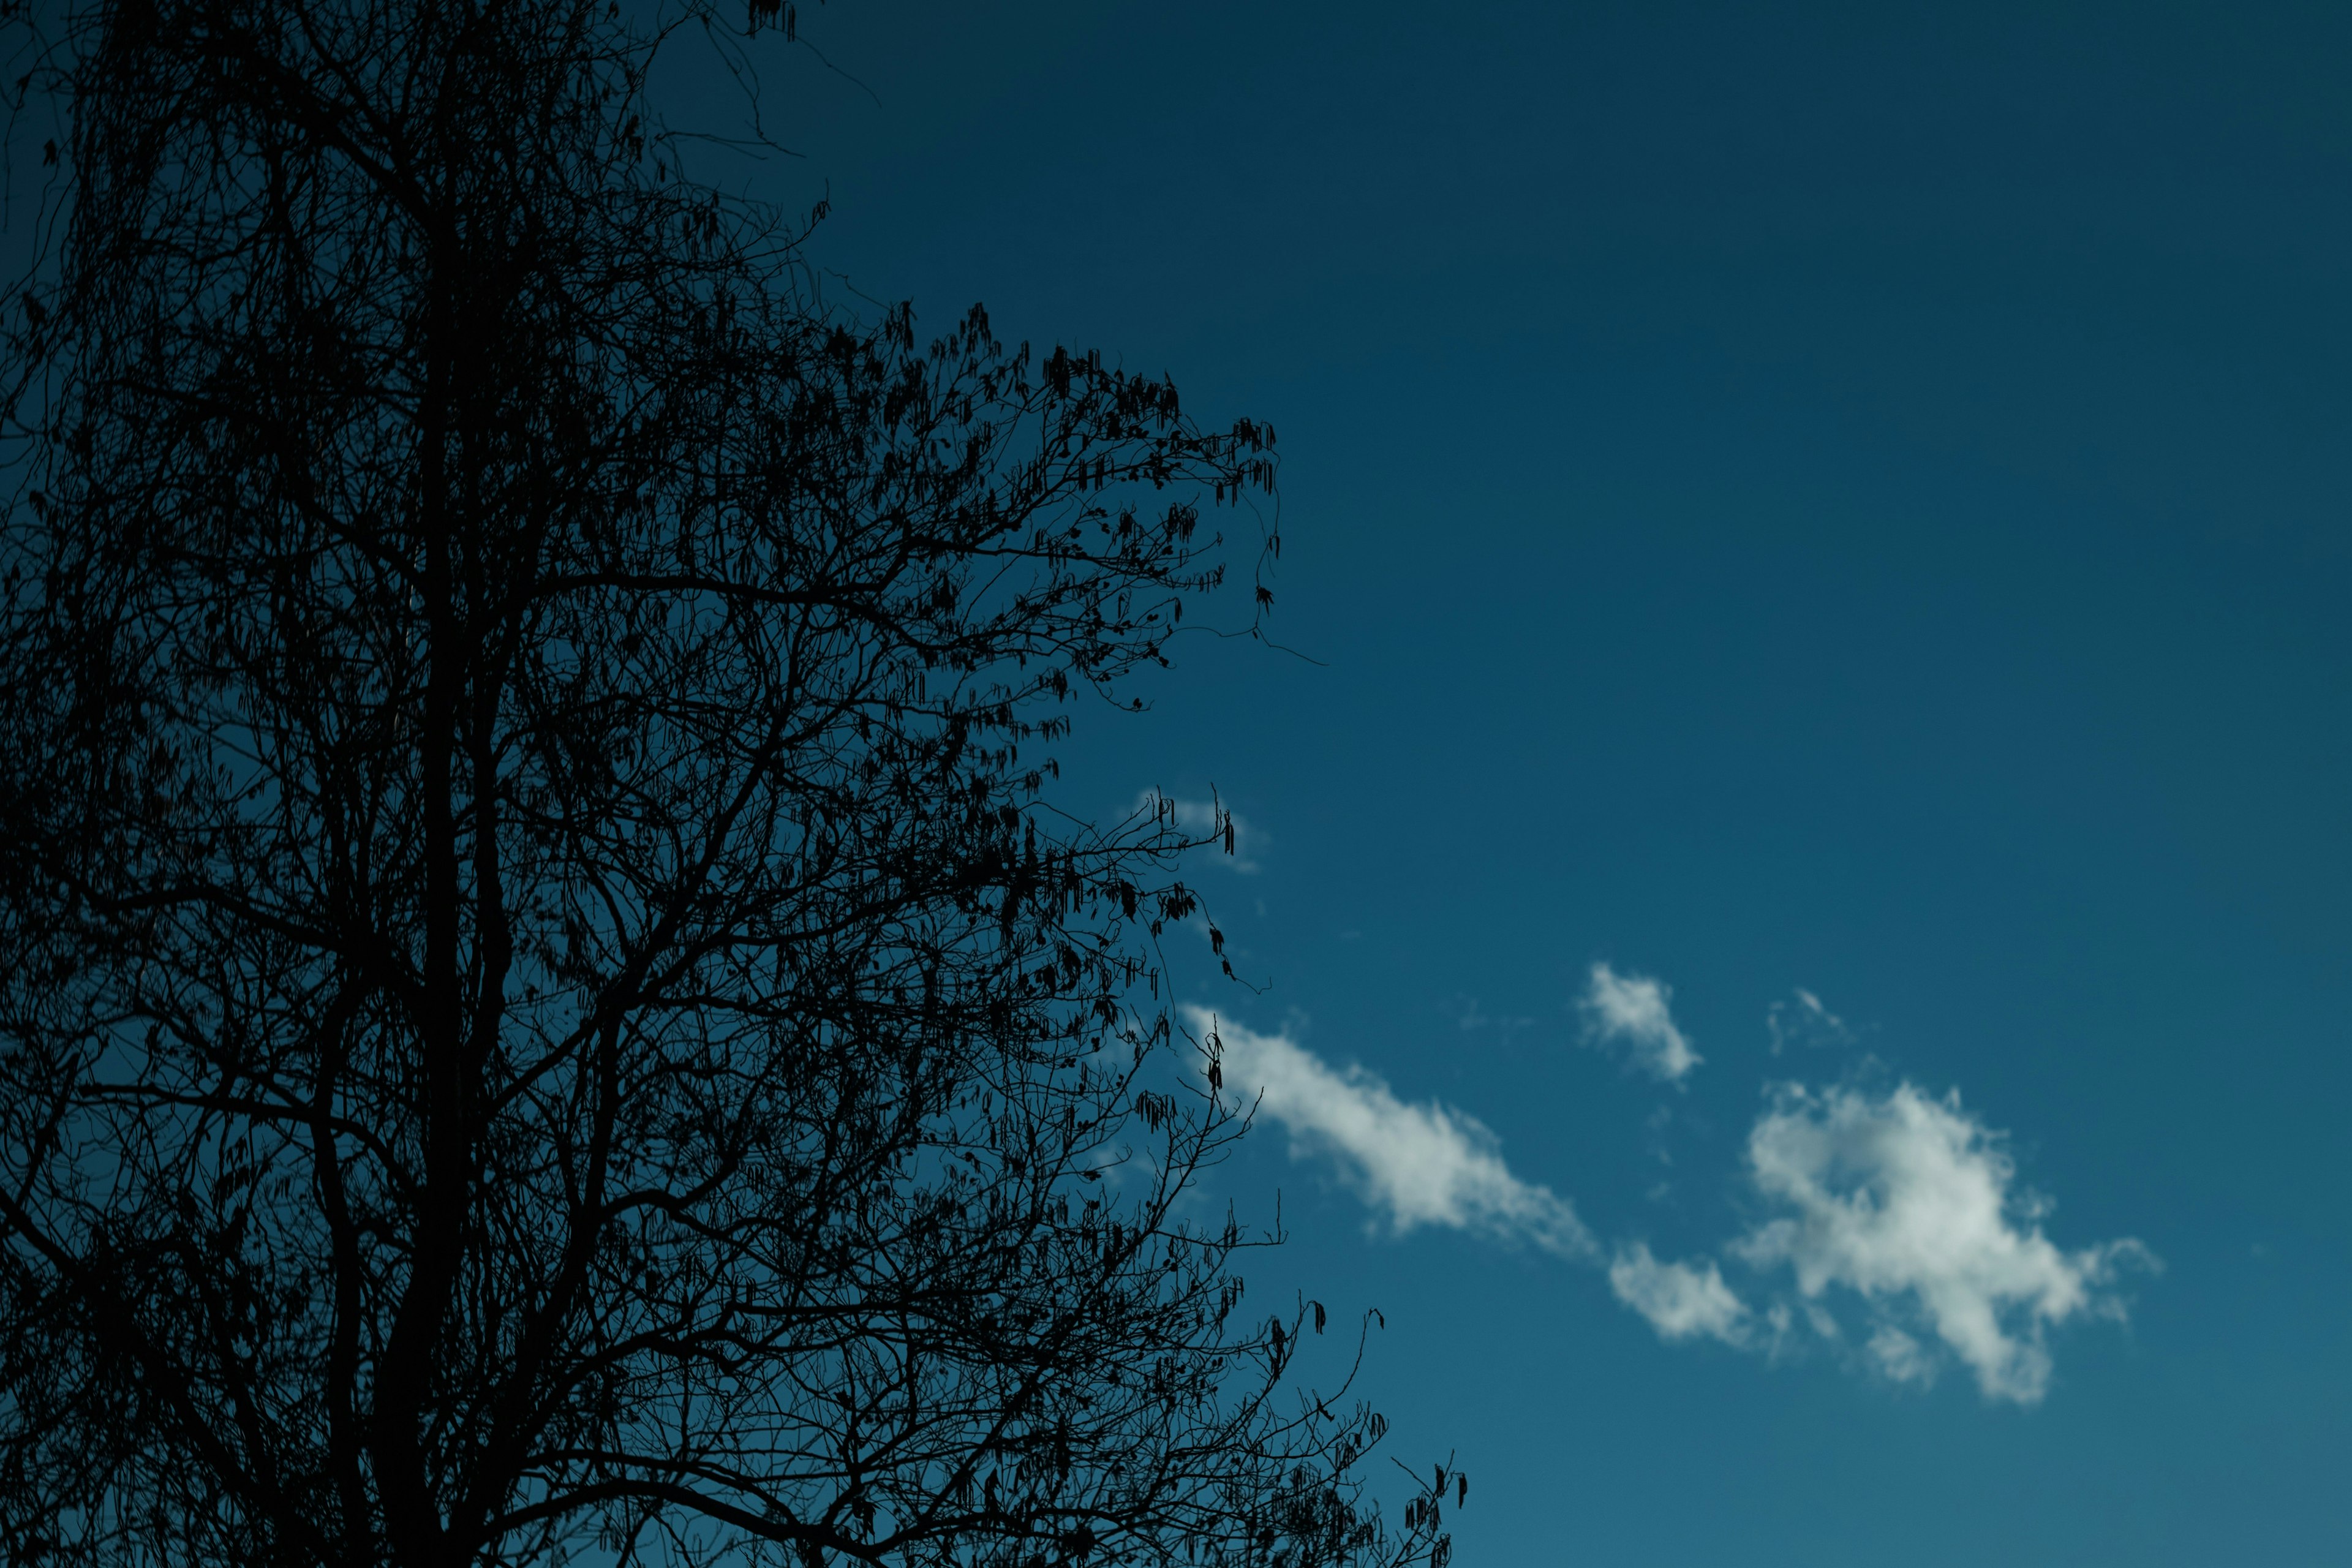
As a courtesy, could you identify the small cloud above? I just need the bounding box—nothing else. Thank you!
[1578,962,1702,1083]
[1609,1243,1751,1346]
[1730,1080,2156,1404]
[1767,989,1856,1055]
[1866,1325,1938,1389]
[1449,994,1535,1040]
[1186,1006,1593,1258]
[1137,790,1264,873]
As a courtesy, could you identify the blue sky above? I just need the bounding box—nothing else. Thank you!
[682,2,2352,1560]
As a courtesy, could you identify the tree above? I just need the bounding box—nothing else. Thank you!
[0,1,1462,1566]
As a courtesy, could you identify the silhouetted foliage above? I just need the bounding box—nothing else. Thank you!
[0,1,1461,1565]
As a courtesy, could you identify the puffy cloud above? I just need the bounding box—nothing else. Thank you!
[1609,1243,1751,1346]
[1186,1007,1593,1258]
[1137,790,1262,873]
[1730,1081,2153,1403]
[1578,962,1702,1082]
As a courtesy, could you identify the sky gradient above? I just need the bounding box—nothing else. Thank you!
[668,4,2352,1561]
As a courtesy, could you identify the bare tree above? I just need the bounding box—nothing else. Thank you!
[0,1,1463,1566]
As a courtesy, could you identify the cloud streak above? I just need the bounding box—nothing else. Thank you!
[1578,962,1702,1082]
[1186,1007,1593,1258]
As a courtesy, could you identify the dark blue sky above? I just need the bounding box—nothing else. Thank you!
[685,3,2351,1560]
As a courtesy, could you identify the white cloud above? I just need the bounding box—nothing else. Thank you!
[1609,1243,1751,1346]
[1179,988,2150,1407]
[1730,1081,2154,1404]
[1578,962,1702,1082]
[1767,988,1855,1055]
[1186,1006,1593,1258]
[1137,790,1262,872]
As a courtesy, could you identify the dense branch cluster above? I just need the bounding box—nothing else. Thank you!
[0,2,1453,1566]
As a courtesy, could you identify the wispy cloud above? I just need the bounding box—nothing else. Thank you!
[1185,1006,1593,1258]
[1864,1325,1937,1387]
[1137,791,1263,873]
[1449,995,1536,1041]
[1608,1244,1751,1346]
[1728,1080,2154,1403]
[1766,988,1855,1055]
[1578,962,1702,1082]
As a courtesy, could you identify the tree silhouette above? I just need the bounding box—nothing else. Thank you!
[0,1,1460,1565]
